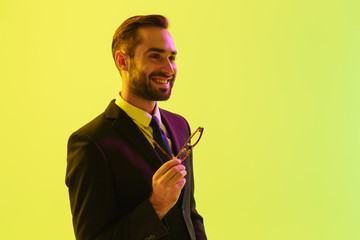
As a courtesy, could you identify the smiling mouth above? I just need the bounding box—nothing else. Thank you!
[151,76,173,84]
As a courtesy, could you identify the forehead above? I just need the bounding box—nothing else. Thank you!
[135,27,176,55]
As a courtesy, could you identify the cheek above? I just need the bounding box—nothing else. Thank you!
[134,65,150,78]
[140,65,154,75]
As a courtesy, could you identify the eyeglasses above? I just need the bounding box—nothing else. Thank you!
[140,127,204,163]
[176,127,204,162]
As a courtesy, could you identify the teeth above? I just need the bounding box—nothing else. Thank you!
[152,78,169,84]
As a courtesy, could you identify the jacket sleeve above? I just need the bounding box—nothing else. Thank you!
[187,152,207,240]
[183,121,207,240]
[190,179,207,240]
[65,132,168,240]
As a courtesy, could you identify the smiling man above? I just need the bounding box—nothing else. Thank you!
[65,15,207,240]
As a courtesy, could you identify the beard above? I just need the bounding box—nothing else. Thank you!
[128,60,175,101]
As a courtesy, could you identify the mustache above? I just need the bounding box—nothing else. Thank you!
[149,72,174,79]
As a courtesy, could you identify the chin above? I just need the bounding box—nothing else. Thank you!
[155,94,171,101]
[158,96,171,101]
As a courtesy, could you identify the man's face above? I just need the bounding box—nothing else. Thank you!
[127,27,177,101]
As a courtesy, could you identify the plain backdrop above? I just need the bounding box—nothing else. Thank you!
[1,0,360,239]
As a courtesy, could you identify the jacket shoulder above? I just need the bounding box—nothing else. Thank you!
[70,100,122,139]
[71,112,109,138]
[160,109,189,126]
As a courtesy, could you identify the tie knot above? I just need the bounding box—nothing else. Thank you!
[150,116,160,129]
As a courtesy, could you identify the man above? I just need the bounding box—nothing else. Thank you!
[65,15,207,240]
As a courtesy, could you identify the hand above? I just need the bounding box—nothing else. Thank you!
[149,158,187,219]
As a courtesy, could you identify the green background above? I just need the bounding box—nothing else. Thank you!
[1,0,360,239]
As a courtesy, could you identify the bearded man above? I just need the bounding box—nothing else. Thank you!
[65,15,207,240]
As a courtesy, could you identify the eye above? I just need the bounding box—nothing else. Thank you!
[150,54,161,59]
[169,55,176,62]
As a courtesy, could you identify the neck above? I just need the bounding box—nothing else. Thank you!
[120,91,157,114]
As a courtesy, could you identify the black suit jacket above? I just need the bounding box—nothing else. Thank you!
[66,100,206,240]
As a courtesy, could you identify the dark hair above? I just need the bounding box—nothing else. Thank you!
[112,15,169,61]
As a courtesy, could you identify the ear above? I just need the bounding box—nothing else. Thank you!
[115,51,128,72]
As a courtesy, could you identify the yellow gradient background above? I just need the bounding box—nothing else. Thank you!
[1,0,360,239]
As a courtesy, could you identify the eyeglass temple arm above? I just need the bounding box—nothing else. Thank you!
[176,127,204,162]
[178,127,204,153]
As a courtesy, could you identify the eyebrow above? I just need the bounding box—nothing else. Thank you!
[145,47,177,56]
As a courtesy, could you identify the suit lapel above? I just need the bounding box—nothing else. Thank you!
[104,101,164,170]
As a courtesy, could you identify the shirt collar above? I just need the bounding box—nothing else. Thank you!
[115,93,162,128]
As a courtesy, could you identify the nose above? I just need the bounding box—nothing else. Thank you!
[161,58,175,76]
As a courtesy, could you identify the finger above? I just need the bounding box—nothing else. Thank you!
[153,158,181,178]
[154,164,186,187]
[166,166,187,185]
[176,177,186,190]
[161,163,185,179]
